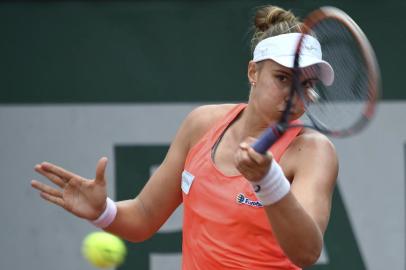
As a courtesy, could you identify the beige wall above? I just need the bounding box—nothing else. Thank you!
[0,102,404,270]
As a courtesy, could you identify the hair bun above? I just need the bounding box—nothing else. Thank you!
[250,5,302,54]
[254,6,297,32]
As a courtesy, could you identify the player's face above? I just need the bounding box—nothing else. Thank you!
[248,60,317,122]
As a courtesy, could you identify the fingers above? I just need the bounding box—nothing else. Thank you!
[235,160,256,176]
[248,146,273,164]
[34,164,66,188]
[235,137,273,181]
[31,179,65,207]
[239,141,272,165]
[39,162,80,182]
[95,157,108,184]
[40,192,65,208]
[31,180,63,197]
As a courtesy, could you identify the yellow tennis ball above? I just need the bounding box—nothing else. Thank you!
[82,231,127,269]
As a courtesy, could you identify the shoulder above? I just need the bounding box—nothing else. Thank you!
[281,129,338,179]
[181,103,239,148]
[289,129,336,154]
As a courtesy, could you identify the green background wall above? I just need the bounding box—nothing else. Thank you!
[0,0,403,103]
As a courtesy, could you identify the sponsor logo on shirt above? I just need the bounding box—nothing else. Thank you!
[236,193,263,208]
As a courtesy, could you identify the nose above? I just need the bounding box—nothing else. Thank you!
[285,91,305,112]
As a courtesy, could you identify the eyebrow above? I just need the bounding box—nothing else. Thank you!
[302,77,319,82]
[273,69,293,76]
[273,68,319,82]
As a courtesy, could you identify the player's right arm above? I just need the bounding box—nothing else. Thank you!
[31,105,229,242]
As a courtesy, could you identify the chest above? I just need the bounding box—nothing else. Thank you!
[182,150,270,228]
[212,131,295,181]
[212,144,240,176]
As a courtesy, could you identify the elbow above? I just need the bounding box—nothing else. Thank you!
[124,233,152,244]
[291,253,321,268]
[289,245,322,268]
[127,235,151,243]
[105,227,153,244]
[125,227,156,243]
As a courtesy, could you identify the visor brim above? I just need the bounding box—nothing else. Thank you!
[269,56,335,86]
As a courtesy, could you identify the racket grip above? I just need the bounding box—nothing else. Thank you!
[252,125,284,154]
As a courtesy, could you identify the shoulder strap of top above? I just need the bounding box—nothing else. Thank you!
[184,104,246,168]
[208,103,247,141]
[270,120,303,162]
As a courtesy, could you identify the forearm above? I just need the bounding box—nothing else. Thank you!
[264,192,323,268]
[103,198,156,243]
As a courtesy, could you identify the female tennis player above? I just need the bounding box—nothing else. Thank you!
[31,5,338,269]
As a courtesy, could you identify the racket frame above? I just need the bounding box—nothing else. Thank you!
[298,6,380,137]
[252,6,380,153]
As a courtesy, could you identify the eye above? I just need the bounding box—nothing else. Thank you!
[275,75,289,83]
[301,79,317,89]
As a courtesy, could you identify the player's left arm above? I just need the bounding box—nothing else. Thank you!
[264,131,338,267]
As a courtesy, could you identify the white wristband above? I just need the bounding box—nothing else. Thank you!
[251,160,290,206]
[90,197,117,228]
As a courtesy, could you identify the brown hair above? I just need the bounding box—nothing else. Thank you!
[250,5,304,53]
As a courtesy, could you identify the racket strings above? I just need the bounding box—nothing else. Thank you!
[301,18,372,134]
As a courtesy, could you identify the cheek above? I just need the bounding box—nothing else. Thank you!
[256,79,281,100]
[258,83,288,110]
[251,83,286,118]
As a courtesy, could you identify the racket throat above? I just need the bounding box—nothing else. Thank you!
[273,124,286,137]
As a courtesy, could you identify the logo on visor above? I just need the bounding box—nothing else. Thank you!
[302,37,319,53]
[258,47,269,57]
[303,43,318,51]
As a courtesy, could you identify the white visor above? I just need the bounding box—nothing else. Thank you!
[253,33,334,86]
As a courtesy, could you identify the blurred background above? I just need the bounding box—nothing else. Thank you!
[0,1,404,269]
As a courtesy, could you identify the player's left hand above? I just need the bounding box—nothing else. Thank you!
[234,137,273,182]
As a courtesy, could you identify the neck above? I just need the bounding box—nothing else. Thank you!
[231,103,278,142]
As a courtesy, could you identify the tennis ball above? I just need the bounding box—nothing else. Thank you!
[82,231,127,269]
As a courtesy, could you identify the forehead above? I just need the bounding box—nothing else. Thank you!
[260,60,292,73]
[260,60,319,80]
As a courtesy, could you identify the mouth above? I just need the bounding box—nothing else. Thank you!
[279,109,300,115]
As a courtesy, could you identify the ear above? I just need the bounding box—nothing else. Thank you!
[247,61,258,85]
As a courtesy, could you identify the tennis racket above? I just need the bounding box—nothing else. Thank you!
[252,6,380,154]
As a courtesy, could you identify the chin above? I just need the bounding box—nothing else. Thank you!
[288,113,303,121]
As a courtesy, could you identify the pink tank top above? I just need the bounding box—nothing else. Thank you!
[182,104,302,270]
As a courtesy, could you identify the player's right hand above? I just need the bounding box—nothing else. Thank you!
[235,137,273,182]
[31,157,108,220]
